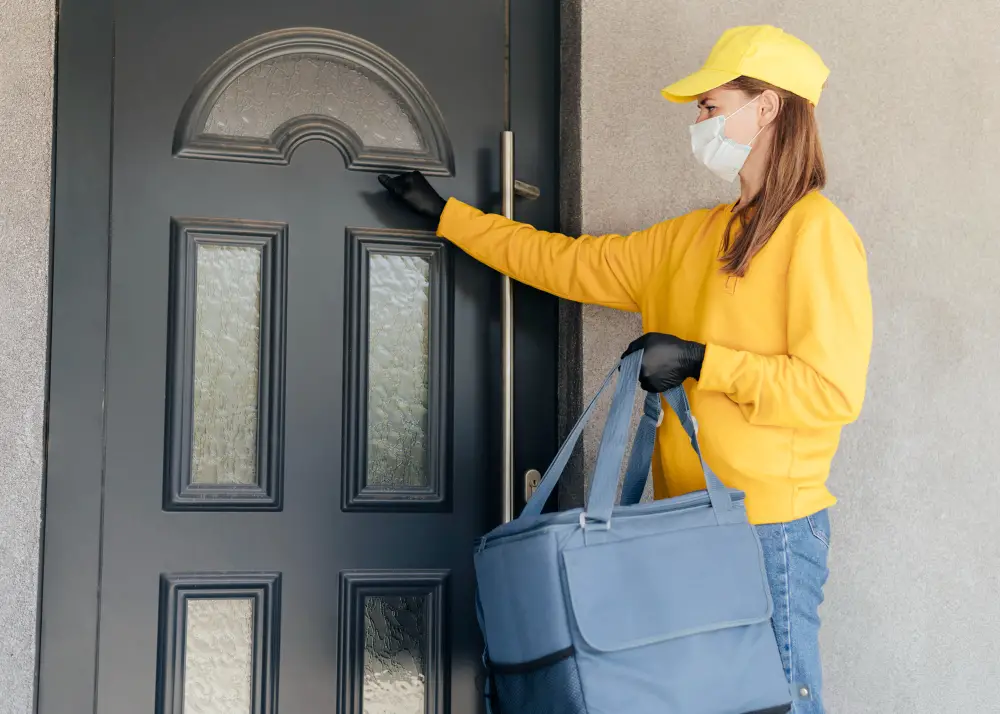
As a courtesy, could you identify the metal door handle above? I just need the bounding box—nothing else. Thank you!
[501,131,515,523]
[500,134,542,523]
[514,180,540,201]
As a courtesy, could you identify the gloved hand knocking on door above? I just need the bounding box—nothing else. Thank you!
[378,170,447,220]
[622,333,706,393]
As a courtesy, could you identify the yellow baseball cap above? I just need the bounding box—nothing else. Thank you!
[661,25,830,105]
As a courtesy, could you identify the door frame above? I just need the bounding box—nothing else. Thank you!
[36,1,561,712]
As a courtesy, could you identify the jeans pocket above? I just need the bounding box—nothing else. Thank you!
[805,510,831,550]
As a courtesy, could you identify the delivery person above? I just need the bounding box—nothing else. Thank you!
[379,25,872,714]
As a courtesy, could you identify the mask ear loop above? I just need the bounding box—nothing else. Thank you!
[725,94,766,147]
[725,94,762,120]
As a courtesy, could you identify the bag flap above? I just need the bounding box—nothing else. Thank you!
[562,523,772,653]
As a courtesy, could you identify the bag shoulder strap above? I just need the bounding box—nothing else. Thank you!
[618,392,661,507]
[518,363,618,519]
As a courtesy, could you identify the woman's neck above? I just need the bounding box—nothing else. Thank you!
[738,134,771,205]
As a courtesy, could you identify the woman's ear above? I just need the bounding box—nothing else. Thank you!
[758,89,781,127]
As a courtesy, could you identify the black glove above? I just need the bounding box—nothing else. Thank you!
[622,332,706,393]
[377,170,447,220]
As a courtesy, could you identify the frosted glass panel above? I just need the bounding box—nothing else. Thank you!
[204,55,423,151]
[363,595,427,714]
[192,244,262,485]
[184,597,255,714]
[366,254,430,491]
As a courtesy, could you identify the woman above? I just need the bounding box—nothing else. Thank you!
[380,25,871,714]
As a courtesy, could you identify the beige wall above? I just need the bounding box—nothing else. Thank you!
[572,1,1000,711]
[0,0,55,712]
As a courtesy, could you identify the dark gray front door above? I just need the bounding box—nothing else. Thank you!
[39,1,560,713]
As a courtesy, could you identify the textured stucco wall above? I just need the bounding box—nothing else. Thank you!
[567,1,1000,711]
[0,0,55,711]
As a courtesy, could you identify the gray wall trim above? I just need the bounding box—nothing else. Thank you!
[556,0,584,509]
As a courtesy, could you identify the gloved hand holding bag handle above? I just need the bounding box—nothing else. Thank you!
[622,332,706,394]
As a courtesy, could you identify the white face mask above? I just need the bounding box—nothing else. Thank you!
[689,95,764,183]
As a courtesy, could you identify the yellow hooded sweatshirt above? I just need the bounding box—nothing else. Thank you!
[437,191,872,525]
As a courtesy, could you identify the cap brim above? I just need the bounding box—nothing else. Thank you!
[661,68,741,103]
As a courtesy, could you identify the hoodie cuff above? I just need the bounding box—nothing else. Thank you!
[697,343,743,394]
[436,197,484,241]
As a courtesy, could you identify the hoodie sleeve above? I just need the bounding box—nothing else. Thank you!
[437,198,671,312]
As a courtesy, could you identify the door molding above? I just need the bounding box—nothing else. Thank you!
[172,27,455,174]
[164,217,289,512]
[36,0,113,710]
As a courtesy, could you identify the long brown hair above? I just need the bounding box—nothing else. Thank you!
[720,76,826,277]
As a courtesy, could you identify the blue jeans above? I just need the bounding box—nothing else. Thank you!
[756,509,831,714]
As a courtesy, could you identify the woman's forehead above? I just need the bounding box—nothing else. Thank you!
[698,87,741,105]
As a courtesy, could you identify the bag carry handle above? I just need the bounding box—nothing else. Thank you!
[586,352,733,524]
[520,351,733,525]
[617,390,662,508]
[580,351,648,522]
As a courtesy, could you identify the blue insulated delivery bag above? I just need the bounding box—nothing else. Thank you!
[473,351,793,714]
